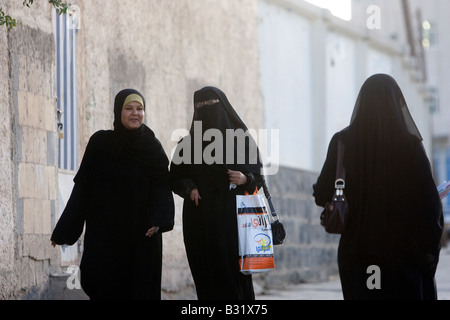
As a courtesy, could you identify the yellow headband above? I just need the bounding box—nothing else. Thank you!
[122,94,145,109]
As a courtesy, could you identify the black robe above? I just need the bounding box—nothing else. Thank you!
[170,87,263,300]
[313,74,443,300]
[51,126,175,300]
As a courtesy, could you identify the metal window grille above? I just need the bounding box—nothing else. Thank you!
[55,7,80,171]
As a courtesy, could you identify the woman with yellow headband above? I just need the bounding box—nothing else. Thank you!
[51,88,175,300]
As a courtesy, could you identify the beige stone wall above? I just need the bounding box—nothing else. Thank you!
[0,0,62,298]
[77,0,263,144]
[0,1,15,296]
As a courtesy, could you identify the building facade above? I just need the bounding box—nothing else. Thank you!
[0,0,443,299]
[419,0,450,226]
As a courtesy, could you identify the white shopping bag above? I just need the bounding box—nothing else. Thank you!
[236,193,275,274]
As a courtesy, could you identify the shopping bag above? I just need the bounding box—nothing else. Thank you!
[236,193,275,274]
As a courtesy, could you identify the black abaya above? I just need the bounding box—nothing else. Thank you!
[51,89,174,300]
[170,87,263,300]
[313,74,443,300]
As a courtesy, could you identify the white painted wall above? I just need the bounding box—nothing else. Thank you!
[258,1,314,170]
[325,32,356,145]
[258,0,435,172]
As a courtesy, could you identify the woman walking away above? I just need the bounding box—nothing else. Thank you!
[313,74,443,300]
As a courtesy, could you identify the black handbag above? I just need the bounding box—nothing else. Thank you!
[320,139,350,234]
[261,176,286,245]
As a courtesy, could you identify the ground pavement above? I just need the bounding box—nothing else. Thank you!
[257,242,450,300]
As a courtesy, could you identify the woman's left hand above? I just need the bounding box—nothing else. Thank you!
[227,170,247,186]
[145,226,159,237]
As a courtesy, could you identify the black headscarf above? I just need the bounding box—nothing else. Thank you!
[113,88,146,136]
[189,86,263,175]
[110,88,170,179]
[341,74,423,186]
[346,73,422,143]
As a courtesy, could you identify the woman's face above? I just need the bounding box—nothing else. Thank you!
[121,101,144,130]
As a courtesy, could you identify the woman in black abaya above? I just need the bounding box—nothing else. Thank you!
[170,86,263,300]
[51,89,174,300]
[313,74,443,299]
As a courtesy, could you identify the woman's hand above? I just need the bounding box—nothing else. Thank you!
[145,226,160,237]
[227,170,247,186]
[190,188,202,207]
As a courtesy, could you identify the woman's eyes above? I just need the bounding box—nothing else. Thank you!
[124,107,143,111]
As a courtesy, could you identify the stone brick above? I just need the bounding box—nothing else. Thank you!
[21,126,47,165]
[18,163,35,199]
[47,132,59,166]
[46,166,57,201]
[23,234,52,261]
[23,198,51,235]
[23,198,41,234]
[17,90,54,131]
[42,203,52,235]
[18,163,56,201]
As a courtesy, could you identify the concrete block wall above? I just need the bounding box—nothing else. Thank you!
[254,166,339,290]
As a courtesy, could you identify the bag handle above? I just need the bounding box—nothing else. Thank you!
[261,175,279,220]
[336,139,346,181]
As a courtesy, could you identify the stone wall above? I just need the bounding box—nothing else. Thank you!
[253,166,339,290]
[1,17,61,299]
[0,2,16,299]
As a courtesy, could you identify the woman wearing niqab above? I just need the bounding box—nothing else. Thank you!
[170,86,263,300]
[51,89,175,300]
[313,74,443,299]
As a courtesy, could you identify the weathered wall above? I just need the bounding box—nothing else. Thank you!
[0,0,61,299]
[0,2,15,299]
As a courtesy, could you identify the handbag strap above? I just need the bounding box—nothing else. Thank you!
[261,175,279,220]
[336,139,346,180]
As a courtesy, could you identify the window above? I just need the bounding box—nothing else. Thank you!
[55,6,80,171]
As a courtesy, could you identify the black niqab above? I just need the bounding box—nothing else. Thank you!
[190,86,263,175]
[170,87,263,300]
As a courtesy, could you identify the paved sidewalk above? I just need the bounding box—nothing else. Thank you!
[257,243,450,300]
